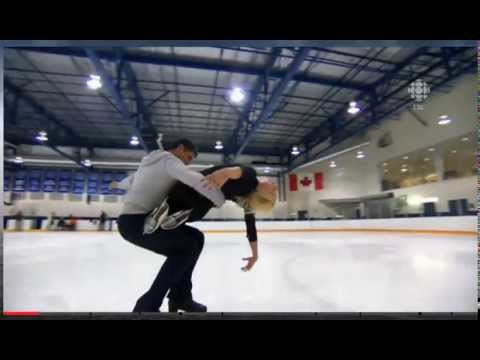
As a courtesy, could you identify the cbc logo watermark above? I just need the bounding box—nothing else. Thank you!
[407,78,430,111]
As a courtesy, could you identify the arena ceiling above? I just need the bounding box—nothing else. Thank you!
[4,46,476,169]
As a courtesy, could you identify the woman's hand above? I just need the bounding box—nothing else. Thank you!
[242,241,258,271]
[241,255,258,272]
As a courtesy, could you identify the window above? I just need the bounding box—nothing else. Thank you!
[442,133,476,180]
[380,132,475,190]
[381,150,438,190]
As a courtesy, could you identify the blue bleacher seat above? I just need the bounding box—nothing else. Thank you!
[29,182,41,192]
[72,182,85,194]
[13,171,27,192]
[58,170,72,193]
[73,187,84,195]
[110,172,127,195]
[74,171,86,180]
[87,187,98,195]
[43,170,58,193]
[99,172,114,195]
[6,168,132,195]
[115,172,128,181]
[28,170,42,192]
[88,172,99,181]
[87,172,100,194]
[59,170,71,179]
[100,185,112,195]
[102,173,113,182]
[73,184,85,192]
[72,171,86,194]
[4,173,12,192]
[112,188,126,195]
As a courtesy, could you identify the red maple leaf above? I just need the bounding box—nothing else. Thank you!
[300,177,312,187]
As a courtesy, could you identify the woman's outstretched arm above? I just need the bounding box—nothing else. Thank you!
[242,212,258,271]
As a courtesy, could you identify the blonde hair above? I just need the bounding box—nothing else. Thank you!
[235,188,277,214]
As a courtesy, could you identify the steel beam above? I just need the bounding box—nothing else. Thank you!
[119,50,160,150]
[17,47,367,91]
[85,48,150,152]
[234,48,310,159]
[227,48,281,162]
[283,55,475,174]
[4,77,84,142]
[288,47,469,161]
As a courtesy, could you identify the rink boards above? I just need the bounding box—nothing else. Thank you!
[4,216,477,235]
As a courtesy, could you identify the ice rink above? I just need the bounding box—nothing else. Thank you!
[3,227,477,313]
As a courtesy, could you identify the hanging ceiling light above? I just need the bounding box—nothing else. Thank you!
[35,131,48,142]
[130,136,140,146]
[291,146,300,156]
[214,141,224,150]
[438,115,451,125]
[347,101,360,115]
[86,74,102,90]
[228,87,246,104]
[356,151,365,159]
[13,156,23,164]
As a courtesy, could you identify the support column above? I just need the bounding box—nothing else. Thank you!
[433,149,444,181]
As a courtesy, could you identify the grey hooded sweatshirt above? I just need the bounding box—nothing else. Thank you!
[120,150,225,215]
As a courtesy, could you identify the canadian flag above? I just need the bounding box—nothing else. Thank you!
[289,173,323,192]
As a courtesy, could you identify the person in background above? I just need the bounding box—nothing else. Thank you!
[99,211,107,231]
[14,211,24,231]
[57,217,66,231]
[47,211,56,230]
[66,214,77,231]
[71,216,78,231]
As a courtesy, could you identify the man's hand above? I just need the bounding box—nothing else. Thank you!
[201,176,222,190]
[241,255,258,272]
[205,167,242,189]
[109,181,119,190]
[205,170,229,188]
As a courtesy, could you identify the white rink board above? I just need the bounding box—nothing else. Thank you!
[5,216,476,233]
[194,216,477,232]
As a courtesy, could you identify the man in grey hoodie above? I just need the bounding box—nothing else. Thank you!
[117,139,225,313]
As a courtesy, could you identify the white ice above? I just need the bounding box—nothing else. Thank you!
[3,229,477,312]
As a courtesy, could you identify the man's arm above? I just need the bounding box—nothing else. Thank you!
[164,155,225,207]
[110,174,135,191]
[205,166,242,188]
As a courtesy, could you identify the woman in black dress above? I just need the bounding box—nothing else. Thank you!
[160,164,277,312]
